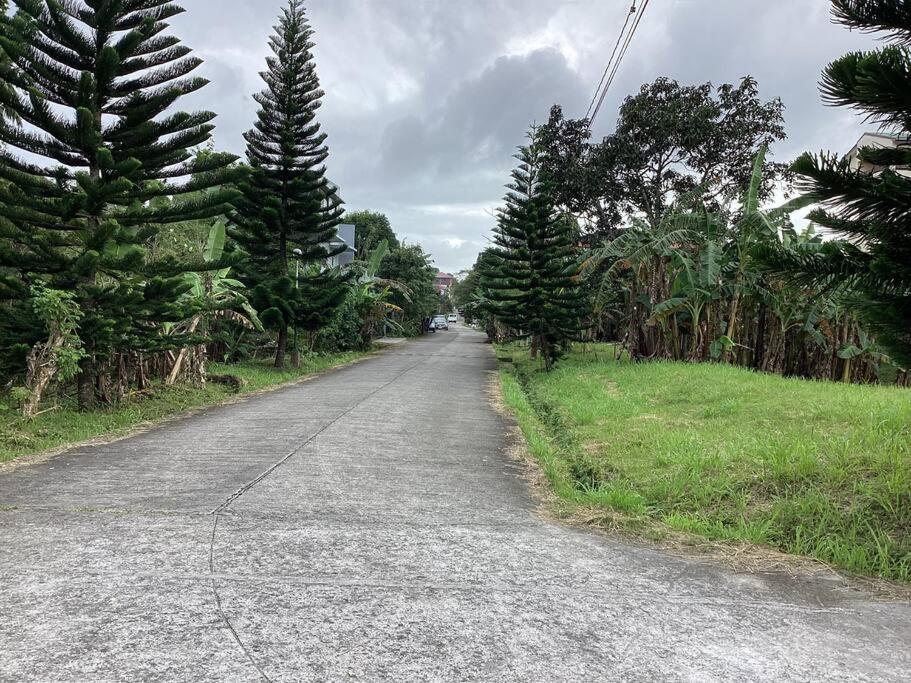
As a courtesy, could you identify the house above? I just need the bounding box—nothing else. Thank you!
[847,132,911,177]
[804,132,911,240]
[434,271,455,294]
[326,223,356,268]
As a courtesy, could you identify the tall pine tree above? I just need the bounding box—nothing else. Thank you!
[230,0,348,368]
[0,1,238,408]
[762,0,911,368]
[482,127,587,370]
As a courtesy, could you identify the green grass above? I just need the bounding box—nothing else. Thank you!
[499,343,911,582]
[0,351,369,464]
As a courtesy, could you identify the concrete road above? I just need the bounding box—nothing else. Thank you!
[1,327,909,681]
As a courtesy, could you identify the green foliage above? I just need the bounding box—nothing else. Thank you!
[579,145,904,383]
[500,344,911,581]
[539,76,788,240]
[229,0,348,366]
[758,1,911,368]
[178,219,262,331]
[314,290,371,352]
[29,285,85,382]
[377,243,438,334]
[345,210,400,258]
[481,126,588,370]
[0,0,239,407]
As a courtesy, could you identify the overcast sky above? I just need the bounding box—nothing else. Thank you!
[174,0,880,274]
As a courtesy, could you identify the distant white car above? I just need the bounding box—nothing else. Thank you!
[447,314,458,323]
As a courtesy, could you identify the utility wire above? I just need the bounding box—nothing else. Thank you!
[589,0,651,127]
[584,1,636,120]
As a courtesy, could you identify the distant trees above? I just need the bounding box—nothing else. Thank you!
[482,128,586,370]
[760,0,911,368]
[230,0,347,368]
[0,0,238,409]
[376,243,438,333]
[345,210,400,259]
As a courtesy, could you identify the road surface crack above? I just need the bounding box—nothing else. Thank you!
[208,515,272,681]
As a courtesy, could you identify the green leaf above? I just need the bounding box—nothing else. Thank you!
[204,220,226,263]
[709,335,735,359]
[650,297,687,320]
[744,145,767,214]
[837,344,864,360]
[366,239,389,278]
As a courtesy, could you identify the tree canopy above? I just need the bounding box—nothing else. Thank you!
[482,127,587,370]
[540,76,788,242]
[345,210,401,259]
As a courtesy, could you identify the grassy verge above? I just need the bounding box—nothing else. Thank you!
[0,351,370,464]
[498,343,911,582]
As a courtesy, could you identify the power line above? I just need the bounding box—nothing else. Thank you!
[589,0,651,127]
[584,1,636,120]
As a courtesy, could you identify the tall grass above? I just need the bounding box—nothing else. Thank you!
[500,344,911,581]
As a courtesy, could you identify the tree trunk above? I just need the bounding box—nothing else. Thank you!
[166,315,202,386]
[189,344,207,388]
[723,291,741,364]
[136,353,147,391]
[753,304,768,370]
[77,355,96,411]
[22,335,64,418]
[274,325,288,369]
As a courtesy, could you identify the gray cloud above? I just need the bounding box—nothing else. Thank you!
[171,0,880,272]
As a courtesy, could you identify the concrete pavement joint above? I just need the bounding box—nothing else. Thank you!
[207,514,272,681]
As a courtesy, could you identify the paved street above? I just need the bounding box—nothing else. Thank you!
[1,326,909,681]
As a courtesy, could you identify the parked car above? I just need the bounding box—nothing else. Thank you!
[433,315,449,330]
[447,314,458,323]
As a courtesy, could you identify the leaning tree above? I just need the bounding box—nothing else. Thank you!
[760,0,911,368]
[0,0,238,408]
[482,127,587,371]
[230,0,348,368]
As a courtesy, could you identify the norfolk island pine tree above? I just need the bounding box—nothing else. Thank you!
[760,0,911,368]
[0,0,240,409]
[482,127,587,371]
[229,0,350,369]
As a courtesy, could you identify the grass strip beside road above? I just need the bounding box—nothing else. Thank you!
[498,344,911,582]
[0,352,370,464]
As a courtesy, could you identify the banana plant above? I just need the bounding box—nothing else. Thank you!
[350,240,412,340]
[838,326,899,383]
[722,146,817,359]
[166,220,262,385]
[649,210,729,360]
